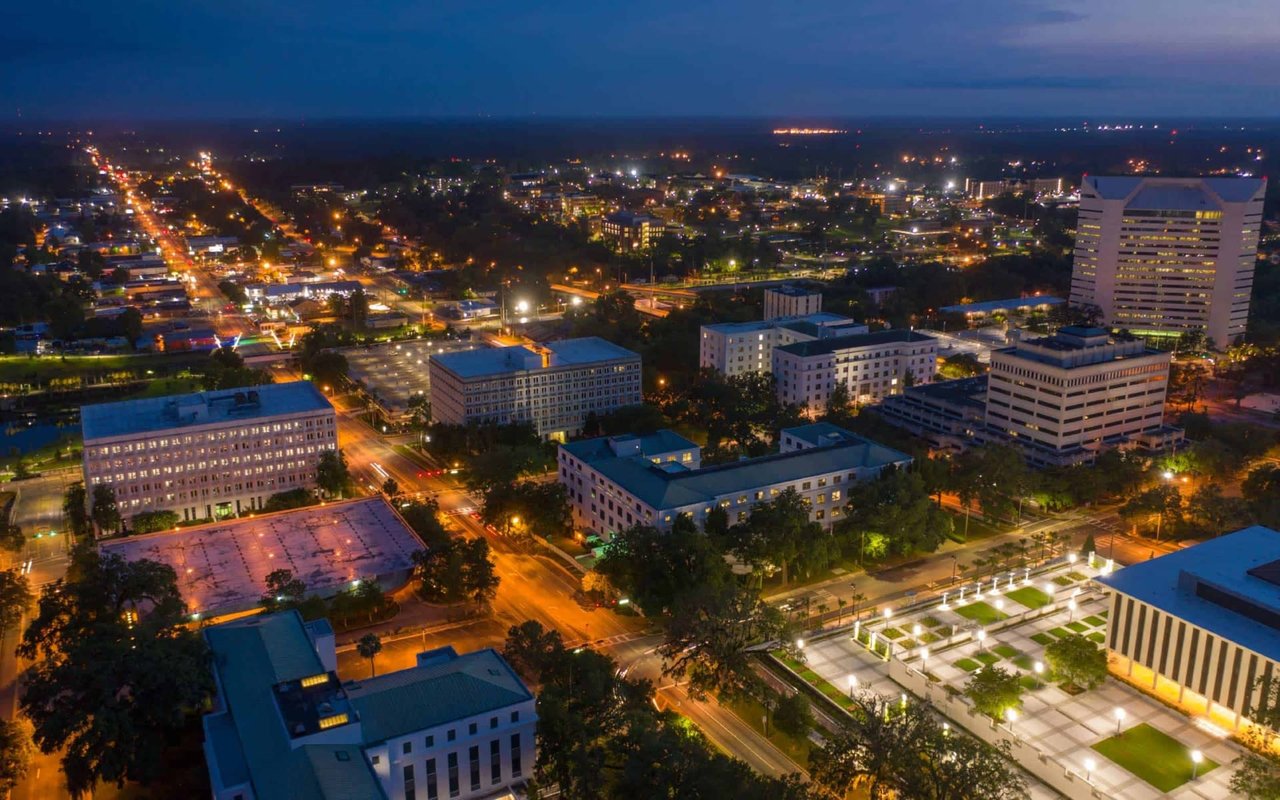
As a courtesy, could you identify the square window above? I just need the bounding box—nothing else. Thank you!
[447,729,456,742]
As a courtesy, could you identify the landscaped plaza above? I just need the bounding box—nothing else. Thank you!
[778,556,1240,799]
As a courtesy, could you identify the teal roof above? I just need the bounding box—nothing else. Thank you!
[1096,526,1280,663]
[345,650,532,744]
[560,429,697,462]
[572,426,910,511]
[82,380,331,441]
[775,329,934,358]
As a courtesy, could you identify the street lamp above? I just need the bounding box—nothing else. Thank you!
[795,638,805,650]
[882,607,893,620]
[1191,749,1204,779]
[1005,707,1017,734]
[847,674,857,698]
[1084,757,1096,784]
[976,628,987,650]
[1114,707,1127,735]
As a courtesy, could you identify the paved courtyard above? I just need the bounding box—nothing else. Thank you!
[791,561,1240,799]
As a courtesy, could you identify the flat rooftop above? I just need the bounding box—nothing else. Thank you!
[82,380,332,442]
[431,337,638,379]
[703,312,852,335]
[1096,526,1280,663]
[902,375,989,408]
[99,497,421,616]
[1085,175,1264,205]
[767,284,820,297]
[939,296,1065,315]
[776,329,935,358]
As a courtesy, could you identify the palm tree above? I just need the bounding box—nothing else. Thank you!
[837,597,848,625]
[357,633,383,678]
[849,591,867,621]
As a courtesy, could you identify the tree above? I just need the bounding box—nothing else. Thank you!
[1231,677,1280,799]
[771,692,813,739]
[838,467,953,560]
[1043,634,1107,690]
[302,350,349,392]
[0,523,24,555]
[461,538,499,605]
[130,509,180,534]
[728,488,832,585]
[596,517,732,615]
[1080,532,1096,558]
[315,448,350,497]
[357,633,383,677]
[18,548,212,796]
[1186,483,1247,536]
[964,665,1023,720]
[0,718,34,795]
[380,478,401,500]
[953,445,1030,524]
[1243,464,1280,528]
[262,488,318,512]
[260,568,307,613]
[0,569,32,636]
[658,583,784,699]
[90,482,120,534]
[411,537,499,605]
[1119,485,1183,540]
[502,620,567,685]
[62,482,91,539]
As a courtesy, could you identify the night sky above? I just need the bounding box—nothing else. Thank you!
[5,0,1279,120]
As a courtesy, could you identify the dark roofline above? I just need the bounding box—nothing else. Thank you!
[776,329,935,358]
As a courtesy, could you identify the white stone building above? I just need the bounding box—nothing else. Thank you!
[428,337,641,441]
[1069,175,1266,348]
[557,422,911,537]
[80,381,337,523]
[764,284,822,319]
[204,611,536,800]
[984,326,1177,466]
[773,330,938,415]
[698,313,867,376]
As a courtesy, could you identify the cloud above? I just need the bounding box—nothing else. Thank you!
[900,75,1121,91]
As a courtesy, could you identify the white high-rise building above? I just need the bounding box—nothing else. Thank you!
[773,330,937,415]
[428,337,641,440]
[985,326,1176,466]
[1069,176,1266,348]
[81,381,337,523]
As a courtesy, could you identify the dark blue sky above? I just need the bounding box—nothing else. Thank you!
[4,1,1278,120]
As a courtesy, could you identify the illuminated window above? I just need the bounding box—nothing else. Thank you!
[318,713,349,730]
[300,674,329,688]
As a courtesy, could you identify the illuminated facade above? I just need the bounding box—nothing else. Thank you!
[1097,526,1280,735]
[1069,176,1265,348]
[81,381,337,523]
[985,327,1176,466]
[773,330,938,414]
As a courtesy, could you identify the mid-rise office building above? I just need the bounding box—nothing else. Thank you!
[878,375,989,453]
[773,330,938,415]
[698,313,868,376]
[1069,175,1266,348]
[764,284,823,319]
[428,337,641,440]
[203,611,536,800]
[81,381,337,523]
[601,210,661,250]
[1097,526,1280,735]
[984,326,1177,466]
[558,422,911,536]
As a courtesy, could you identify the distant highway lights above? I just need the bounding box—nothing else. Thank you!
[1114,707,1127,735]
[1191,749,1204,779]
[1084,757,1096,784]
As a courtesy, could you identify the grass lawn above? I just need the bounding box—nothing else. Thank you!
[721,694,812,768]
[775,653,854,710]
[947,511,1005,542]
[1067,621,1089,633]
[1088,632,1107,643]
[1012,654,1035,670]
[1005,586,1052,610]
[919,632,940,645]
[1019,675,1043,691]
[1066,571,1089,582]
[954,658,982,672]
[1053,575,1075,587]
[921,615,944,628]
[882,627,904,639]
[975,651,1002,666]
[1047,627,1073,639]
[1031,632,1055,646]
[1092,723,1217,793]
[993,644,1019,659]
[1082,615,1105,627]
[954,601,1009,625]
[1100,610,1109,618]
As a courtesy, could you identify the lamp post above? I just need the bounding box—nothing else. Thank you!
[1191,749,1203,779]
[1114,707,1127,735]
[848,674,857,699]
[1005,707,1017,734]
[1084,757,1096,784]
[977,628,987,651]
